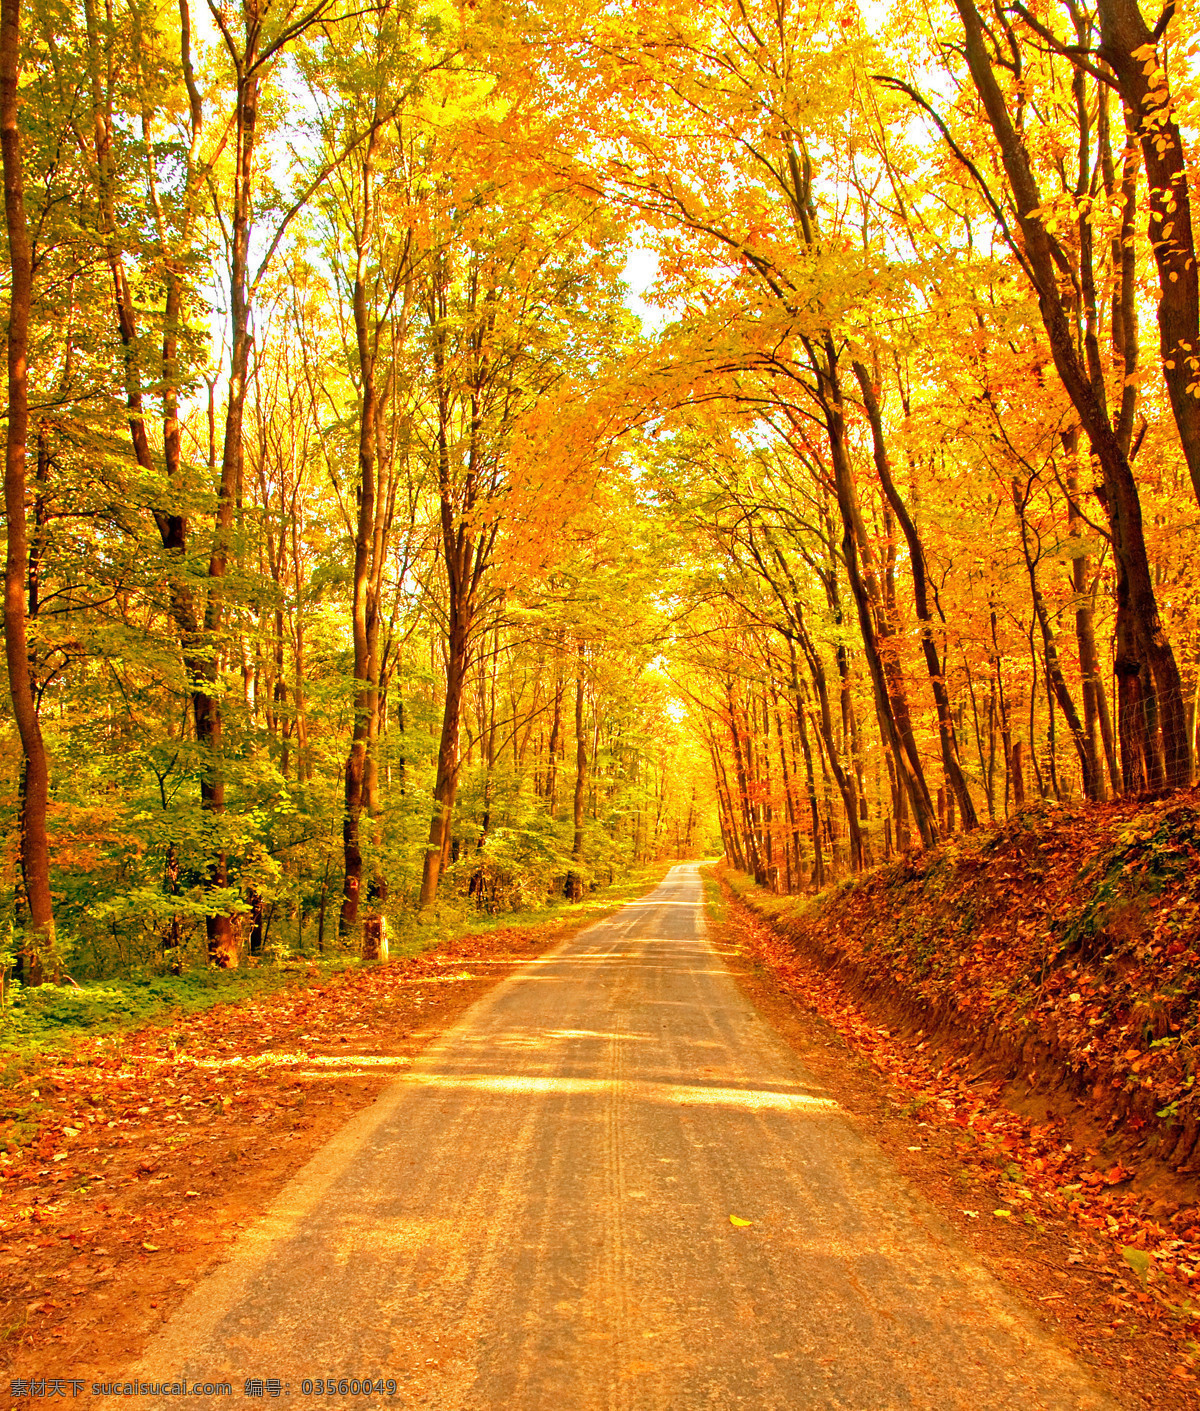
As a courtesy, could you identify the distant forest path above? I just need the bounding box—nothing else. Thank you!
[132,865,1114,1409]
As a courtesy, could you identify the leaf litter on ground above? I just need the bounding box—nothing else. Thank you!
[0,913,601,1379]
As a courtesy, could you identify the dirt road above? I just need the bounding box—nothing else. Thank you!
[131,864,1115,1408]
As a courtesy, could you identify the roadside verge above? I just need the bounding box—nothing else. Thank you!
[0,863,672,1391]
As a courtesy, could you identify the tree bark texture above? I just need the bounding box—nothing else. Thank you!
[1,0,55,973]
[1096,0,1200,508]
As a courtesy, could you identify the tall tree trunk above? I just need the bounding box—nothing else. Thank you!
[419,600,469,908]
[1011,478,1098,799]
[790,666,824,891]
[792,619,862,871]
[416,267,496,908]
[290,491,311,783]
[1,0,54,975]
[707,729,744,873]
[565,641,588,900]
[759,691,777,889]
[189,59,260,970]
[546,635,564,819]
[1064,437,1117,797]
[854,361,978,828]
[1095,0,1200,507]
[821,358,938,846]
[773,694,802,894]
[341,128,390,959]
[726,685,765,883]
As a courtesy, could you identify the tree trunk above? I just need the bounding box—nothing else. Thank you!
[1096,0,1200,507]
[821,360,938,846]
[792,621,862,871]
[546,638,563,819]
[1,0,54,976]
[854,361,978,828]
[773,696,801,893]
[1065,438,1117,797]
[565,640,588,900]
[184,50,261,970]
[707,731,744,872]
[341,128,390,959]
[416,270,495,908]
[418,604,469,908]
[793,680,824,890]
[1011,477,1097,799]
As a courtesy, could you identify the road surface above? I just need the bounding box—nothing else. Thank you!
[132,864,1115,1409]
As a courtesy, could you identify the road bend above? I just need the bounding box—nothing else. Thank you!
[132,863,1115,1409]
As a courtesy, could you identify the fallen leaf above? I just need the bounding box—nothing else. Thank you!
[993,1208,1012,1219]
[1122,1246,1152,1280]
[141,1242,159,1252]
[729,1214,753,1227]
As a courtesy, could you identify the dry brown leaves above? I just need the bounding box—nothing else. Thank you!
[0,920,574,1387]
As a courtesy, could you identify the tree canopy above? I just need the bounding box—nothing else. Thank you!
[2,0,1198,976]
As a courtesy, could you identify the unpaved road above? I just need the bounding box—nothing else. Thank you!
[132,865,1115,1409]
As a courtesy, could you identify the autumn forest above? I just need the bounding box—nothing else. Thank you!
[4,0,1199,983]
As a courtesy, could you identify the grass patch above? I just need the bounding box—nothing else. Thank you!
[700,862,727,925]
[0,959,360,1058]
[0,860,677,1058]
[385,858,675,959]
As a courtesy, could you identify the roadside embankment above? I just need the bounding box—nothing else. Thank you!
[708,837,1200,1402]
[725,792,1200,1184]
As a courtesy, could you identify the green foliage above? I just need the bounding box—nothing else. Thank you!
[0,0,719,993]
[0,861,674,1057]
[0,961,356,1055]
[699,864,727,924]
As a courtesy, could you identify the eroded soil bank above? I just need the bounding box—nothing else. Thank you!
[728,792,1200,1182]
